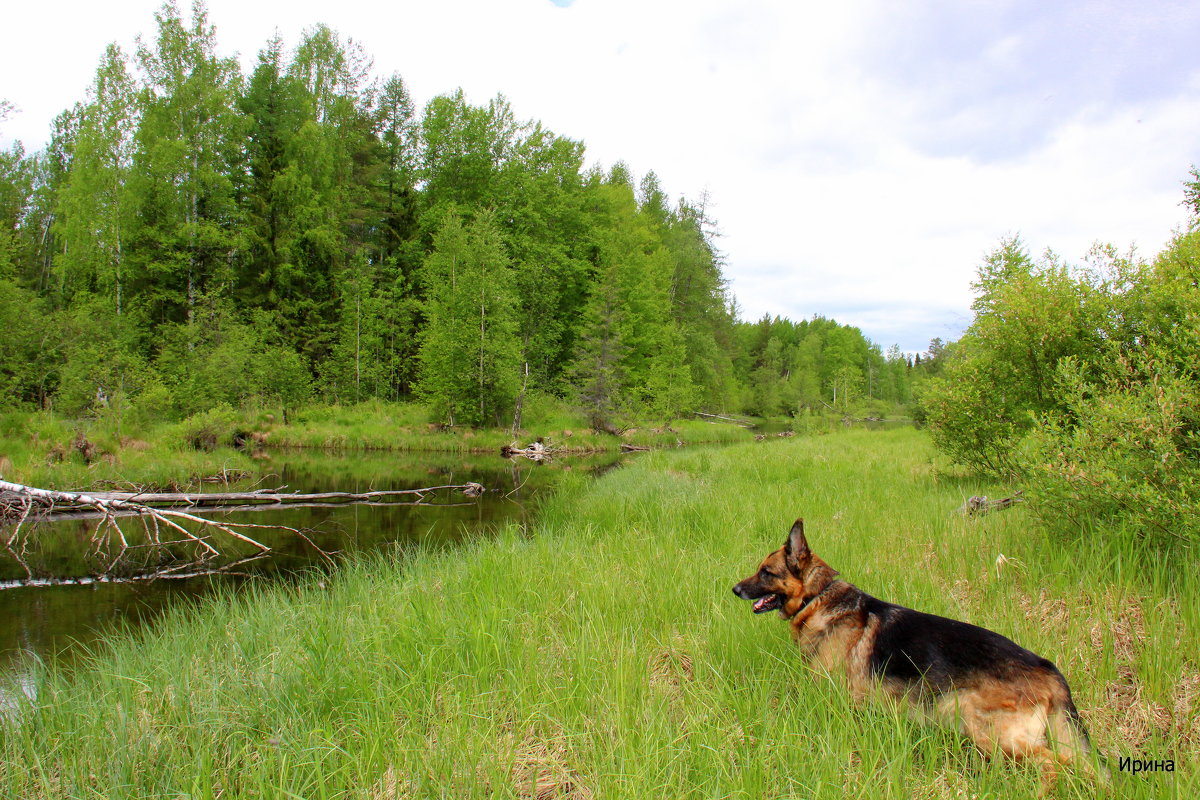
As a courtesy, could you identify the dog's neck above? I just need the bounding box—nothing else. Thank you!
[785,559,840,618]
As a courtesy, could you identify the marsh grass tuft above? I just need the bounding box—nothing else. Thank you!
[1,428,1195,797]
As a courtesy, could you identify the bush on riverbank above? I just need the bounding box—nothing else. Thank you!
[924,229,1200,545]
[2,428,1194,798]
[0,409,256,490]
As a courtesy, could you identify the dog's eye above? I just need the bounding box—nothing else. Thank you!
[761,568,778,579]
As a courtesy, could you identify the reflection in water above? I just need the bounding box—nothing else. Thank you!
[0,448,627,692]
[0,649,39,724]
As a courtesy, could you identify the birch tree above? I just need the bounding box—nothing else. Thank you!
[416,210,520,426]
[53,44,137,311]
[128,0,244,325]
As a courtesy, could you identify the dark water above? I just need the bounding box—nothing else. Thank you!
[0,448,626,713]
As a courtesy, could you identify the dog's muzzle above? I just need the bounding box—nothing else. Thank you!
[733,584,783,614]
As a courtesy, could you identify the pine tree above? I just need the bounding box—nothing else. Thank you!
[572,259,627,429]
[239,35,303,310]
[373,73,420,272]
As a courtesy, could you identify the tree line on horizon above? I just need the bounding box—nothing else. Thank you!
[0,1,931,428]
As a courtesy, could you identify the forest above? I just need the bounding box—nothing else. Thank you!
[0,1,926,433]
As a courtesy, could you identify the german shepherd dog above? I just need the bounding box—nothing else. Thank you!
[733,519,1105,781]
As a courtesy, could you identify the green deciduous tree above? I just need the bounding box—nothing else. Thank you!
[0,278,58,408]
[923,237,1105,474]
[155,302,311,416]
[323,250,418,402]
[53,44,137,311]
[128,0,245,326]
[1023,230,1200,541]
[416,210,520,426]
[0,143,35,282]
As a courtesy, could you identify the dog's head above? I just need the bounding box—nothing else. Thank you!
[732,519,836,618]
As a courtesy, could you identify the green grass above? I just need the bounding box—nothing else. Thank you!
[2,429,1196,798]
[0,409,256,490]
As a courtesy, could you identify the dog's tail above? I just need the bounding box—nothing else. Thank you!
[1048,678,1111,784]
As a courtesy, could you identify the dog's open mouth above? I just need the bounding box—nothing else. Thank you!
[752,594,782,614]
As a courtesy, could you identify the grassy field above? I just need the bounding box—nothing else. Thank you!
[2,428,1195,798]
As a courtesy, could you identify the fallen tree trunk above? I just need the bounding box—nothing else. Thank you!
[957,491,1025,515]
[692,412,755,428]
[0,479,486,580]
[1,554,270,591]
[20,483,487,509]
[501,440,553,461]
[26,498,483,523]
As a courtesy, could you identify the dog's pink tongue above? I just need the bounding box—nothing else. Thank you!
[753,596,770,612]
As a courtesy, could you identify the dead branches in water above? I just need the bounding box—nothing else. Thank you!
[754,431,796,441]
[0,478,486,581]
[0,555,272,591]
[15,483,488,512]
[501,439,555,462]
[693,412,755,428]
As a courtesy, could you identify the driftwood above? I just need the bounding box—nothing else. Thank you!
[619,443,651,452]
[16,484,488,510]
[754,431,797,441]
[957,491,1025,516]
[501,439,555,461]
[1,555,271,591]
[0,478,486,580]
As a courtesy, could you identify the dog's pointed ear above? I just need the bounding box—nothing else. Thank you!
[784,518,809,562]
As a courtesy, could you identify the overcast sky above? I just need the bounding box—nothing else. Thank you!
[3,0,1198,352]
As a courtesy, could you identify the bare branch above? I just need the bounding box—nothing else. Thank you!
[0,478,486,580]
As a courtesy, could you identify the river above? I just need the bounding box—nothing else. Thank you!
[0,447,628,714]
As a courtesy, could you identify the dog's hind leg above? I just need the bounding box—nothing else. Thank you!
[1046,702,1111,784]
[948,693,1064,784]
[990,703,1112,792]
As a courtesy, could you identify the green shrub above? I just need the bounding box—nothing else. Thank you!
[174,405,240,451]
[1020,230,1200,542]
[922,239,1105,476]
[1026,349,1200,542]
[928,224,1200,542]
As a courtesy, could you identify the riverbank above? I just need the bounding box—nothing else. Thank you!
[0,400,838,490]
[264,399,761,454]
[4,428,1191,798]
